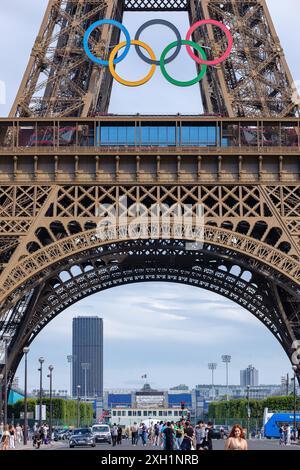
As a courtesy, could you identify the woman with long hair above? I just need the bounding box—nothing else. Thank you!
[1,425,10,451]
[225,424,248,450]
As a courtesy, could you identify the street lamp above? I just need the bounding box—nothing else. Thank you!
[47,365,54,442]
[292,365,297,441]
[81,363,90,401]
[23,347,30,445]
[221,355,231,401]
[246,385,251,439]
[0,373,3,424]
[3,336,9,426]
[208,363,217,400]
[67,355,73,398]
[38,357,44,427]
[77,385,81,427]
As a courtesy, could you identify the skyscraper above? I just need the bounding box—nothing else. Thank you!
[240,365,259,387]
[72,317,103,399]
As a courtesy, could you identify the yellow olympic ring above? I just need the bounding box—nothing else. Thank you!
[109,40,156,87]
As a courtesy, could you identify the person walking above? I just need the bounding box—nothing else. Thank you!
[111,424,118,447]
[225,424,248,450]
[195,421,206,450]
[35,430,42,449]
[286,424,291,446]
[117,426,122,445]
[153,422,160,447]
[15,423,23,445]
[147,423,153,445]
[141,423,148,447]
[163,422,175,451]
[1,425,10,451]
[175,421,184,450]
[200,422,214,450]
[279,425,284,446]
[130,422,138,446]
[8,424,16,449]
[184,421,194,440]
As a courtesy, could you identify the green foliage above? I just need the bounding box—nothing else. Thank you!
[208,395,300,420]
[8,398,94,426]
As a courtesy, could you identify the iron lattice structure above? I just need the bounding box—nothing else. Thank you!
[0,115,300,381]
[10,0,298,118]
[0,0,300,385]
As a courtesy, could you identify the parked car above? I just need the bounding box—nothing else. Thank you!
[69,428,96,448]
[91,424,111,444]
[54,429,72,441]
[211,425,230,439]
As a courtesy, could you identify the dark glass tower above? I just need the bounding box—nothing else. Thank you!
[72,317,103,399]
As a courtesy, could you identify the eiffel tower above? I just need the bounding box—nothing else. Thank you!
[0,0,300,397]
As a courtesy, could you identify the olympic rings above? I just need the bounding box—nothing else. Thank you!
[83,18,233,86]
[109,40,156,87]
[160,40,207,87]
[134,19,181,66]
[83,19,131,66]
[185,19,233,66]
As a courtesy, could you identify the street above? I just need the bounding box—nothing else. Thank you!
[19,438,300,451]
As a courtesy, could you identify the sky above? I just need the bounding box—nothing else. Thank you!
[0,1,299,392]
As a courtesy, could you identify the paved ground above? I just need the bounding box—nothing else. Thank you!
[14,438,300,451]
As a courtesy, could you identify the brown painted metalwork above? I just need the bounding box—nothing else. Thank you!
[1,0,300,385]
[10,0,299,118]
[1,116,300,382]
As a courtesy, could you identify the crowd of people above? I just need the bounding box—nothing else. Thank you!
[278,424,299,446]
[0,422,53,450]
[120,420,248,451]
[0,423,24,450]
[7,419,300,451]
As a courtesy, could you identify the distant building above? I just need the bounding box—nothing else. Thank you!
[72,316,103,399]
[102,380,296,425]
[30,389,68,399]
[104,383,193,426]
[170,384,189,391]
[195,384,282,400]
[240,365,259,386]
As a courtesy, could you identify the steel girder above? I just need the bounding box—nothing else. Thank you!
[2,0,300,386]
[10,0,299,118]
[1,237,300,385]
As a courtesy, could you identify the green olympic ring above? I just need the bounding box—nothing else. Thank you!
[160,40,207,87]
[84,19,232,87]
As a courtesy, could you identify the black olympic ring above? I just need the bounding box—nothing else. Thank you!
[134,19,182,66]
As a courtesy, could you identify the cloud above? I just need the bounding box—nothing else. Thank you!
[161,313,188,321]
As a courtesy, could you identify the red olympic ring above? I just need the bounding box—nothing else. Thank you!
[185,19,233,66]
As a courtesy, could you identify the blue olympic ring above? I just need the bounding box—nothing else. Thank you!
[83,19,131,66]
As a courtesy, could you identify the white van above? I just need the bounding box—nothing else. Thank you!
[91,424,111,444]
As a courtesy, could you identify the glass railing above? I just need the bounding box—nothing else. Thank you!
[0,118,299,151]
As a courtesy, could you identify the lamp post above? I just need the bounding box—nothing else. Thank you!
[3,336,9,426]
[292,365,297,441]
[38,357,44,427]
[0,373,3,424]
[47,365,54,442]
[208,363,217,400]
[81,363,90,402]
[246,385,251,439]
[67,355,73,398]
[77,385,81,427]
[221,355,231,401]
[23,347,30,445]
